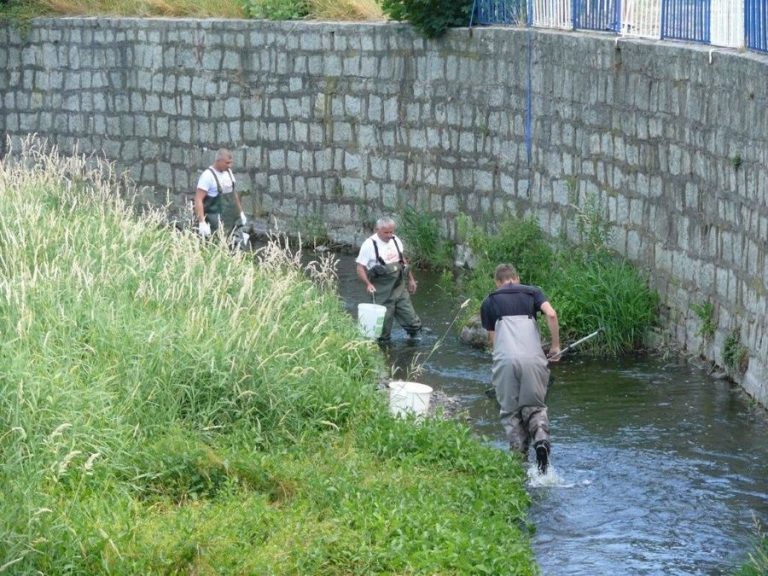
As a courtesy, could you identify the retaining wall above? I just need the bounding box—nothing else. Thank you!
[1,18,767,405]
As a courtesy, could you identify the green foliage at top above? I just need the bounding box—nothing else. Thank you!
[243,0,309,20]
[0,140,535,575]
[397,205,454,269]
[381,0,474,38]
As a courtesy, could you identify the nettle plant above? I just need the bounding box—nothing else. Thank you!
[380,0,474,38]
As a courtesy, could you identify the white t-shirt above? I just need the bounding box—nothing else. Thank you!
[356,234,405,270]
[197,167,235,198]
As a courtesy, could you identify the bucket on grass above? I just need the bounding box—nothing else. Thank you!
[358,303,386,338]
[389,381,433,417]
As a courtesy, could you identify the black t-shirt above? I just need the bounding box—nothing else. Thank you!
[480,284,548,331]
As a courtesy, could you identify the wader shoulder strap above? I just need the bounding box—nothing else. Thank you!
[392,236,405,265]
[372,240,386,266]
[372,238,406,266]
[207,168,235,195]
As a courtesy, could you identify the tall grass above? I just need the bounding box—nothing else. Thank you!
[4,0,247,18]
[1,0,385,20]
[0,137,535,574]
[397,205,453,269]
[308,0,384,21]
[735,518,768,576]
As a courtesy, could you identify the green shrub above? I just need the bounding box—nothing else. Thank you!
[692,300,716,340]
[380,0,474,37]
[723,328,749,374]
[735,520,768,576]
[243,0,309,20]
[398,205,453,269]
[546,252,659,355]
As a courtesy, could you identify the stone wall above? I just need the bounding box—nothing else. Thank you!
[1,18,767,405]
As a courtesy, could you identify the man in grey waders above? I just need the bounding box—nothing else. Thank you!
[355,217,422,342]
[480,264,560,474]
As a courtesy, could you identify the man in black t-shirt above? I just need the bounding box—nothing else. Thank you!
[480,264,560,474]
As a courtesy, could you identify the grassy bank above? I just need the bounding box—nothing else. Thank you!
[0,0,385,21]
[0,139,535,574]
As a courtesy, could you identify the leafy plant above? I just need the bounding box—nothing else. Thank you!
[691,300,716,340]
[735,518,768,576]
[380,0,474,38]
[546,252,659,356]
[457,192,658,355]
[398,205,453,269]
[243,0,308,20]
[723,328,749,374]
[567,189,614,256]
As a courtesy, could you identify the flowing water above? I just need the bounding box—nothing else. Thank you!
[332,254,768,576]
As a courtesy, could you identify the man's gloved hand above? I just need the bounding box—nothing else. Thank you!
[240,212,247,226]
[198,221,211,237]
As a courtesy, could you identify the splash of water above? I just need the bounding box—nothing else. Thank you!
[526,464,590,489]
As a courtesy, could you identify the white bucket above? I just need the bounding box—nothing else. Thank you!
[358,303,386,338]
[389,381,433,418]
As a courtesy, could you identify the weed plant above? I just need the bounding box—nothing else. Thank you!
[398,205,453,269]
[380,0,474,37]
[545,251,659,356]
[0,138,535,575]
[735,518,768,576]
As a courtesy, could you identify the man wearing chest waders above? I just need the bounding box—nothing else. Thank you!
[480,264,561,474]
[355,217,422,343]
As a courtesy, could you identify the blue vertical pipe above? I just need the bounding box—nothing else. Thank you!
[525,0,533,166]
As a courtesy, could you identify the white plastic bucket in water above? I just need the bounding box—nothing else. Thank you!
[389,381,433,417]
[358,303,386,338]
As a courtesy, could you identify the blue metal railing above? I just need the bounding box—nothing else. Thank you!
[746,0,768,51]
[471,0,768,54]
[661,0,711,42]
[472,0,527,26]
[573,0,622,33]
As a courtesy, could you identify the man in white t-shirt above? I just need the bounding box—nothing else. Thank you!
[194,148,246,237]
[355,217,422,342]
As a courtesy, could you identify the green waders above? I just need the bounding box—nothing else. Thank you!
[368,262,422,341]
[203,193,224,234]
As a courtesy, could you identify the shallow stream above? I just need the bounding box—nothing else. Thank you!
[334,255,768,576]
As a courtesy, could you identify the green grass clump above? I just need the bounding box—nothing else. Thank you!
[397,205,454,269]
[546,252,659,356]
[0,0,385,21]
[735,520,768,576]
[0,138,535,575]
